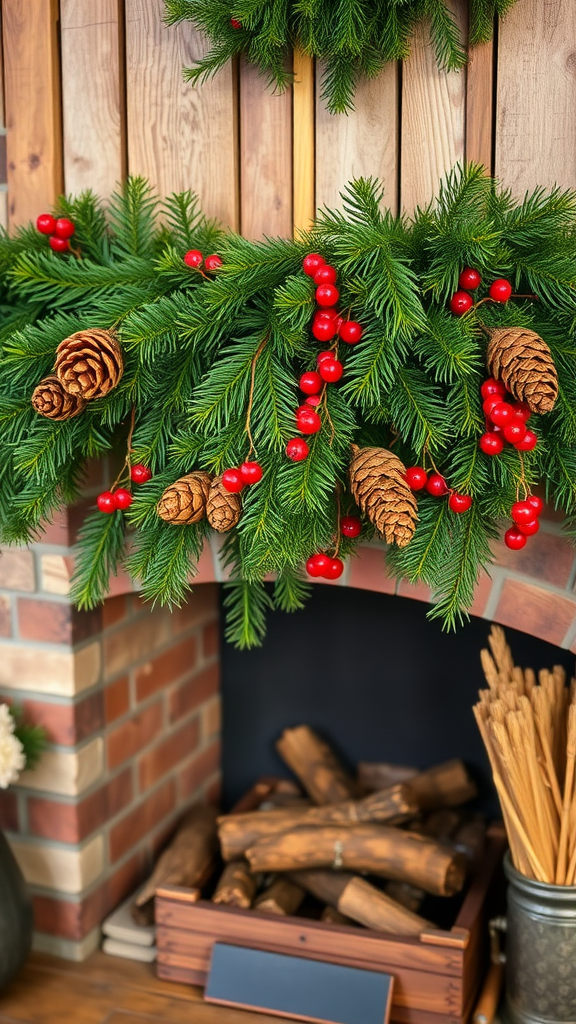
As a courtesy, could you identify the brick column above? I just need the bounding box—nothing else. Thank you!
[0,525,220,961]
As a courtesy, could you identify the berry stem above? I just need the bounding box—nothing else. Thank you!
[333,484,342,557]
[245,336,268,458]
[111,406,136,491]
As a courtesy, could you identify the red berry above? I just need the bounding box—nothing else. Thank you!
[114,488,133,510]
[312,315,338,342]
[458,267,481,290]
[323,557,344,580]
[482,396,502,418]
[527,495,544,517]
[296,408,321,434]
[36,213,56,235]
[316,283,339,307]
[318,357,343,383]
[449,291,473,316]
[426,473,448,497]
[239,461,263,485]
[479,432,505,455]
[183,249,203,268]
[299,371,322,395]
[480,378,507,400]
[306,553,330,577]
[489,278,512,303]
[510,400,531,422]
[503,418,527,444]
[302,253,325,277]
[490,401,515,426]
[405,466,428,491]
[518,518,540,536]
[317,350,335,365]
[204,254,222,271]
[97,491,116,514]
[340,515,361,538]
[338,320,363,345]
[230,18,242,28]
[286,438,309,461]
[49,235,70,253]
[511,500,536,526]
[54,217,75,239]
[504,527,527,550]
[448,493,473,513]
[514,429,537,452]
[306,395,321,407]
[130,464,152,483]
[222,468,244,492]
[314,265,337,285]
[316,308,338,321]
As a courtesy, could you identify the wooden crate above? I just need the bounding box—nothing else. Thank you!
[155,779,506,1024]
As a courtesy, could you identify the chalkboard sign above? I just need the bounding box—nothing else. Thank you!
[205,942,394,1024]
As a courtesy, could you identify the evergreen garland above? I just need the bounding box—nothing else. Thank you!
[1,166,576,647]
[164,0,519,113]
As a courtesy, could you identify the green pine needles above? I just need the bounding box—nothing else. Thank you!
[1,166,576,647]
[164,0,518,113]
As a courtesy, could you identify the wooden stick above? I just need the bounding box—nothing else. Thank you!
[253,877,305,916]
[212,861,257,908]
[321,905,354,926]
[290,871,433,935]
[134,804,218,911]
[556,704,576,884]
[473,963,504,1024]
[357,762,417,792]
[276,725,358,805]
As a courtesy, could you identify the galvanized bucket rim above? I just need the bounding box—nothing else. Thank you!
[504,850,576,900]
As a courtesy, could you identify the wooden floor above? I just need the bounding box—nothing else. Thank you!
[0,952,284,1024]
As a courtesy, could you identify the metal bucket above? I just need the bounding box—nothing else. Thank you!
[504,853,576,1024]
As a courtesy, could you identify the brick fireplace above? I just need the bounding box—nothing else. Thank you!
[0,485,575,961]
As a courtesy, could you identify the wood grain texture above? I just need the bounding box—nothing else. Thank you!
[466,39,493,171]
[495,0,576,194]
[239,58,292,240]
[293,49,314,233]
[400,0,467,212]
[316,62,398,214]
[2,0,62,228]
[60,0,125,197]
[125,0,238,228]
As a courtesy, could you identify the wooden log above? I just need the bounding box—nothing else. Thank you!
[360,759,477,810]
[290,870,432,935]
[247,825,466,897]
[453,816,487,872]
[321,905,354,926]
[276,726,358,805]
[384,881,425,914]
[218,784,416,860]
[134,804,218,913]
[253,877,305,916]
[212,861,257,909]
[358,762,418,792]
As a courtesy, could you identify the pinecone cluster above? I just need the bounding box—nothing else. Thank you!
[487,327,558,415]
[157,472,241,532]
[31,329,124,420]
[349,444,417,547]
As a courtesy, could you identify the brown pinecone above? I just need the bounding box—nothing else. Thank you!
[207,475,242,532]
[486,327,558,414]
[349,444,417,548]
[54,329,124,400]
[31,375,86,421]
[157,472,212,524]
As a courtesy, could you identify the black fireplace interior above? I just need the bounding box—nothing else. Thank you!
[220,585,574,817]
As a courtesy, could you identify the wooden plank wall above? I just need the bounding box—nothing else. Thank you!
[2,0,576,236]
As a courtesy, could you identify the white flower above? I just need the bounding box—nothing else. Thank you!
[0,703,26,788]
[0,703,15,735]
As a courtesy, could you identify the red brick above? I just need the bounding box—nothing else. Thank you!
[109,779,176,862]
[102,595,128,629]
[396,578,432,603]
[104,613,172,677]
[206,776,223,806]
[491,532,575,589]
[22,691,104,747]
[348,547,396,595]
[203,696,221,740]
[202,619,219,659]
[470,572,494,618]
[170,584,219,635]
[17,598,102,644]
[135,635,198,703]
[0,549,35,591]
[191,543,218,585]
[0,595,11,637]
[169,663,220,723]
[496,580,576,648]
[38,509,70,546]
[138,719,200,792]
[107,700,163,770]
[104,676,130,724]
[0,790,19,831]
[179,740,222,800]
[28,769,133,843]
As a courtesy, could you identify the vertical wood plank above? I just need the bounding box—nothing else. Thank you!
[60,0,125,198]
[316,64,398,215]
[2,0,63,228]
[125,0,238,229]
[292,49,314,234]
[466,39,493,171]
[239,59,292,240]
[400,0,467,212]
[496,0,576,194]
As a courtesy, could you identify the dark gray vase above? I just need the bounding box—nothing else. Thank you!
[0,828,33,992]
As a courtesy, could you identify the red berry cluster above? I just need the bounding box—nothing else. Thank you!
[183,250,222,272]
[36,213,75,253]
[449,267,512,317]
[306,552,344,579]
[479,378,536,456]
[504,495,544,550]
[96,464,152,514]
[404,466,472,513]
[222,461,263,493]
[230,18,242,29]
